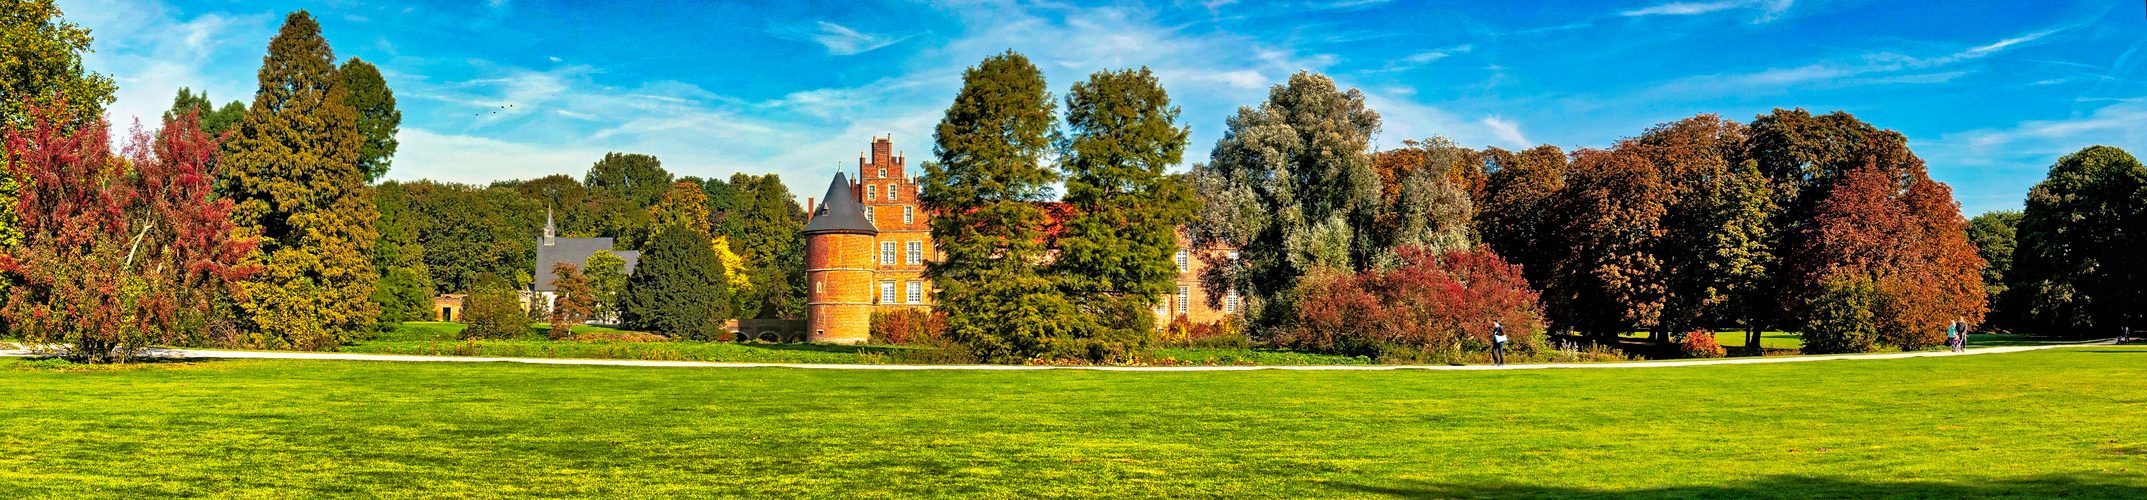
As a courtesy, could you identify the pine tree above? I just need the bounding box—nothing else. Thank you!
[221,11,379,350]
[919,50,1087,362]
[621,225,730,340]
[1051,67,1198,346]
[341,57,400,182]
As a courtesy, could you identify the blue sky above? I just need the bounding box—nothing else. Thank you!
[61,0,2147,215]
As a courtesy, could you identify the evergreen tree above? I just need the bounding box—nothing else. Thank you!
[341,57,400,182]
[162,88,245,137]
[1052,67,1198,344]
[2007,145,2147,336]
[919,50,1086,362]
[722,173,806,319]
[1187,71,1383,334]
[621,225,730,340]
[221,11,380,350]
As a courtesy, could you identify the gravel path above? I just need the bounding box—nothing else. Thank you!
[1,341,2120,371]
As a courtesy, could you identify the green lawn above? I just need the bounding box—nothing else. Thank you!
[4,348,2144,498]
[1622,331,2100,352]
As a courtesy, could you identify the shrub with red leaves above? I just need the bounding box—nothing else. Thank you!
[1287,246,1544,357]
[870,309,949,345]
[1680,330,1726,358]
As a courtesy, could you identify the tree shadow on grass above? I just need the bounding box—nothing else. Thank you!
[1328,473,2147,499]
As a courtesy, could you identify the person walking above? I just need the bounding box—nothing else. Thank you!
[1491,321,1508,366]
[1946,320,1961,353]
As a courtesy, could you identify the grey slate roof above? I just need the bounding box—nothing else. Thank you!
[802,171,879,235]
[532,237,639,291]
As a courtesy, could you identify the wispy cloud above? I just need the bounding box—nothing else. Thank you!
[1621,0,1794,22]
[768,21,914,56]
[1642,27,2063,97]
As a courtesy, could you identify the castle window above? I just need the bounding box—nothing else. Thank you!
[878,168,886,178]
[816,280,823,293]
[1176,250,1189,273]
[864,207,874,224]
[906,241,922,265]
[867,184,877,200]
[887,184,898,201]
[903,206,914,224]
[1225,289,1240,313]
[906,281,923,304]
[881,242,897,265]
[880,281,896,304]
[1177,286,1189,314]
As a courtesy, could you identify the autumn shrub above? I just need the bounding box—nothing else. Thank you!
[461,276,528,340]
[1161,315,1247,349]
[1285,246,1545,362]
[1680,330,1726,358]
[870,309,949,345]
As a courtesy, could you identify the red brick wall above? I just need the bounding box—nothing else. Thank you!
[858,137,933,312]
[806,231,877,344]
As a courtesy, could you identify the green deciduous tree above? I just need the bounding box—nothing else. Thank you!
[584,250,628,323]
[340,57,399,182]
[2006,145,2147,336]
[460,274,526,340]
[1188,71,1383,334]
[621,225,730,340]
[221,11,380,350]
[919,50,1087,362]
[162,88,245,137]
[585,152,673,207]
[1051,67,1198,346]
[1366,137,1475,267]
[720,173,806,319]
[1968,210,2021,327]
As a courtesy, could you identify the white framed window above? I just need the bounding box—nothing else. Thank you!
[877,168,886,178]
[906,281,923,304]
[864,206,874,224]
[867,184,877,200]
[880,281,896,304]
[1225,288,1239,313]
[1176,250,1189,273]
[1154,300,1167,315]
[887,184,898,201]
[903,206,914,224]
[906,241,922,265]
[880,242,896,265]
[1177,286,1189,314]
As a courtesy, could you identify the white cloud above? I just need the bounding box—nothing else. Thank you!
[769,21,914,56]
[1621,0,1794,22]
[60,0,276,131]
[390,128,605,184]
[1479,117,1528,147]
[1640,27,2063,98]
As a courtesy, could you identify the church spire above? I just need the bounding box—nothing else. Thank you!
[543,208,557,245]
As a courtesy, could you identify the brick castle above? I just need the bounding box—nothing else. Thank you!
[804,137,1237,343]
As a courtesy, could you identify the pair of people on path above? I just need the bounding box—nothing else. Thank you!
[1490,321,1507,366]
[1947,318,1968,353]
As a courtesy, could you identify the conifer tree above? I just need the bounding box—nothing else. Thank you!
[1052,67,1198,344]
[163,88,245,137]
[221,11,379,350]
[919,50,1088,362]
[341,57,400,182]
[621,225,730,340]
[722,173,806,319]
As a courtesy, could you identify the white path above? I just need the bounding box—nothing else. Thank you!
[0,341,2123,371]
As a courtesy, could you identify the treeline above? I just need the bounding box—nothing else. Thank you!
[1971,146,2147,338]
[0,7,809,360]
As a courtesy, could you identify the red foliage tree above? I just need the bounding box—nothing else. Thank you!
[547,262,597,340]
[1791,142,1986,352]
[1541,148,1668,336]
[1,104,258,362]
[1289,246,1544,358]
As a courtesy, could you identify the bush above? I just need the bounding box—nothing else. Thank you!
[1285,246,1546,363]
[461,276,528,340]
[1803,274,1882,354]
[1160,315,1245,348]
[870,309,948,345]
[1680,330,1726,358]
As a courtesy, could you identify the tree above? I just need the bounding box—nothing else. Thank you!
[548,262,596,340]
[2006,145,2147,336]
[221,11,380,350]
[585,152,673,207]
[369,266,433,329]
[1188,71,1383,334]
[1541,148,1669,337]
[721,173,806,319]
[584,250,628,323]
[162,88,245,137]
[1790,159,1985,352]
[341,57,399,182]
[381,180,543,295]
[1050,67,1199,344]
[1474,144,1567,287]
[460,274,525,340]
[919,50,1089,362]
[1,104,258,362]
[1366,137,1474,268]
[0,0,119,251]
[621,225,730,340]
[645,180,713,243]
[1968,210,2021,326]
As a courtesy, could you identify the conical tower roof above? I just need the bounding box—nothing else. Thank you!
[803,171,878,235]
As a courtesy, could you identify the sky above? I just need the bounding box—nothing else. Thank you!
[58,0,2147,216]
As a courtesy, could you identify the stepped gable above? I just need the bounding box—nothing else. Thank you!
[803,171,878,235]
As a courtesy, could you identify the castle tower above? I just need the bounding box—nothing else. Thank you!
[803,171,879,344]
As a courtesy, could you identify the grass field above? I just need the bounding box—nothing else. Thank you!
[1623,330,2097,352]
[4,347,2144,498]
